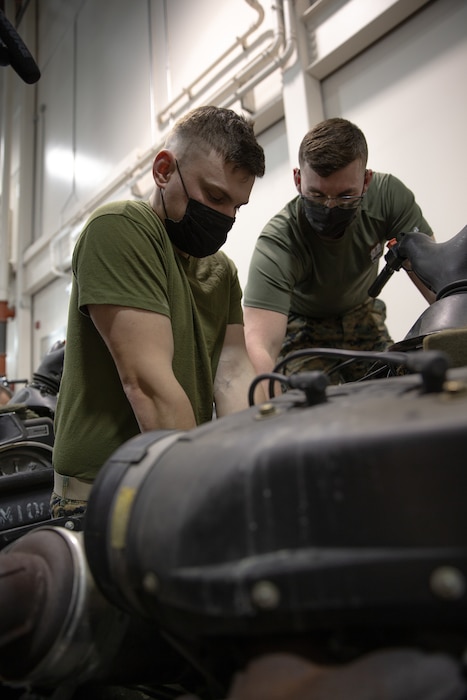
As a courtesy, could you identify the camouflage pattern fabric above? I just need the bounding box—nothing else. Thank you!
[49,492,87,519]
[279,298,393,384]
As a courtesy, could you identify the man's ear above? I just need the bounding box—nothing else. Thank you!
[293,167,301,193]
[152,150,176,187]
[363,168,374,192]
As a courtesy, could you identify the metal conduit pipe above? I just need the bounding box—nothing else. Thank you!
[157,0,266,126]
[44,1,295,283]
[208,0,296,111]
[30,147,161,280]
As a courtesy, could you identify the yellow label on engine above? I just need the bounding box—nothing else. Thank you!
[110,486,136,549]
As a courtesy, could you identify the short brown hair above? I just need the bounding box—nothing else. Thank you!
[298,117,368,177]
[165,105,265,177]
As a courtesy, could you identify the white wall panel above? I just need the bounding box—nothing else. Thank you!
[321,0,467,341]
[74,0,153,194]
[155,0,282,123]
[224,118,294,294]
[38,0,84,69]
[38,0,154,241]
[163,0,257,95]
[31,274,70,368]
[36,16,75,240]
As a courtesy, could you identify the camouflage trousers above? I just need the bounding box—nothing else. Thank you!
[49,492,87,519]
[278,298,393,384]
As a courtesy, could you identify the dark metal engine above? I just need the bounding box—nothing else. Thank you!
[1,227,467,699]
[1,358,467,698]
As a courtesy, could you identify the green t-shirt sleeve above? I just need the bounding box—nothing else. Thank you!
[73,208,172,317]
[244,178,434,318]
[244,205,302,316]
[226,256,245,325]
[380,174,434,239]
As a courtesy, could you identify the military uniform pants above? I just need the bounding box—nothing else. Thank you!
[49,473,92,518]
[279,298,393,384]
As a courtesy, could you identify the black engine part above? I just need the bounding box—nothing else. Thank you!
[84,365,467,652]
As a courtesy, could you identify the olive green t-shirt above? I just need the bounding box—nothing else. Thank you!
[53,200,243,481]
[244,173,433,318]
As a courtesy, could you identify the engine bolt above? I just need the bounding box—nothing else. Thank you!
[443,380,467,395]
[255,402,278,420]
[251,580,280,609]
[142,571,160,595]
[430,566,465,600]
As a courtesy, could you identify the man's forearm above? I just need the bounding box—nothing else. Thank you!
[214,359,267,417]
[215,377,267,417]
[246,344,277,377]
[405,269,437,304]
[125,382,197,432]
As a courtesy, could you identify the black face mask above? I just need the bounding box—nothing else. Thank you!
[161,162,235,257]
[301,197,358,240]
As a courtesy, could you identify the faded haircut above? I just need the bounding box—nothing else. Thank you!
[299,117,368,177]
[165,105,265,177]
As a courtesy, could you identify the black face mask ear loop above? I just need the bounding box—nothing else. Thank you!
[160,187,169,218]
[175,159,191,201]
[160,158,187,220]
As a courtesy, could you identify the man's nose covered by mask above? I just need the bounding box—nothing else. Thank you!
[164,197,235,257]
[301,197,358,240]
[161,161,235,258]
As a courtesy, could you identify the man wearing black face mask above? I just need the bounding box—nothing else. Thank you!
[243,117,435,385]
[51,106,266,518]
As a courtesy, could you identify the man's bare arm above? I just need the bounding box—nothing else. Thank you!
[214,324,266,417]
[243,306,288,373]
[402,233,437,304]
[243,306,289,397]
[405,269,437,304]
[88,304,196,431]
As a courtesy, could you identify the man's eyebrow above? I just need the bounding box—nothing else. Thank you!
[203,181,230,197]
[201,179,249,207]
[307,185,359,196]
